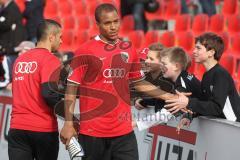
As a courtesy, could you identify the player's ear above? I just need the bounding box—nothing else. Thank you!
[175,62,181,71]
[49,33,55,43]
[208,49,215,58]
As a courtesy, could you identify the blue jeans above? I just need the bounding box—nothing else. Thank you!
[199,0,216,16]
[133,3,147,31]
[181,0,189,13]
[6,55,18,81]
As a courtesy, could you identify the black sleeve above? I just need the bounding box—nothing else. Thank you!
[141,98,157,107]
[0,8,15,32]
[23,0,42,17]
[188,72,228,116]
[177,74,202,98]
[187,76,202,99]
[41,82,64,109]
[175,75,202,121]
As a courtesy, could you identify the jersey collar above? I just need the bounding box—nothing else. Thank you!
[94,35,120,46]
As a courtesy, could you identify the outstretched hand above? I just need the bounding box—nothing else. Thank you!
[135,98,146,110]
[164,90,191,114]
[176,118,191,134]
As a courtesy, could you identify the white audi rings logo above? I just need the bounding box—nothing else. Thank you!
[103,68,125,78]
[15,61,38,74]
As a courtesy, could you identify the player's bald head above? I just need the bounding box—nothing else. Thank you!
[36,19,61,42]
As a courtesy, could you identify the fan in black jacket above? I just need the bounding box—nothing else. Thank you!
[23,0,45,42]
[0,0,27,87]
[134,47,201,131]
[166,33,240,127]
[120,0,149,32]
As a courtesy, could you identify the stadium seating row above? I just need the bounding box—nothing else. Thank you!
[146,0,238,20]
[175,13,240,36]
[43,13,240,45]
[41,0,239,22]
[15,0,239,20]
[60,29,240,57]
[13,0,240,91]
[59,29,240,80]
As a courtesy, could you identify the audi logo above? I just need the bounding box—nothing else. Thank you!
[103,68,125,78]
[14,61,38,74]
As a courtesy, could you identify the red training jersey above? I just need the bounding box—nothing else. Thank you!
[68,36,144,137]
[10,48,61,132]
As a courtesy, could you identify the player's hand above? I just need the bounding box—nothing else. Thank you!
[169,91,191,99]
[176,118,191,134]
[164,90,190,114]
[132,120,137,128]
[60,122,77,148]
[135,98,145,110]
[6,83,12,90]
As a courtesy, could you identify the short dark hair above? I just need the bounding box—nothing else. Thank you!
[95,3,118,23]
[36,19,61,41]
[195,32,224,61]
[148,43,166,60]
[161,47,190,70]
